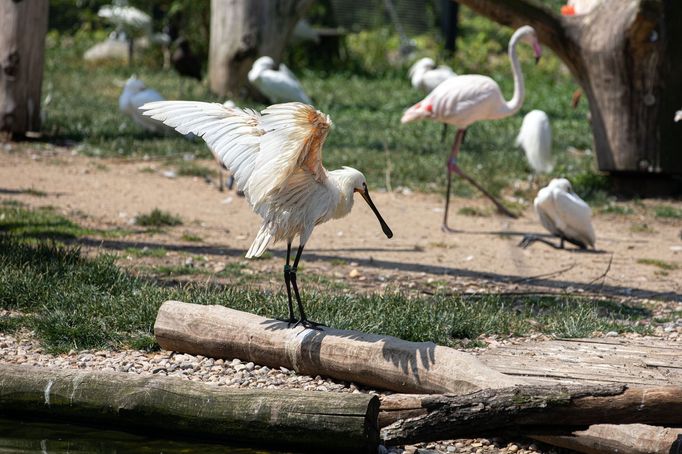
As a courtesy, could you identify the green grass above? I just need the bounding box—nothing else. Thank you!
[181,232,203,242]
[40,15,598,201]
[134,209,182,227]
[654,205,682,219]
[175,162,217,179]
[637,258,679,271]
[0,206,652,353]
[124,247,167,258]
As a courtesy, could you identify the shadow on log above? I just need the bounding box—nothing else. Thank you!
[0,364,379,453]
[154,301,524,394]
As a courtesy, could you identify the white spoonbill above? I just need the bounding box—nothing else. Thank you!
[519,178,596,250]
[119,76,169,133]
[141,101,393,327]
[401,25,542,231]
[408,57,456,94]
[248,56,312,104]
[515,110,553,178]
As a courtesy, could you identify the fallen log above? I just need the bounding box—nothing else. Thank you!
[379,385,682,445]
[0,364,379,453]
[154,300,523,394]
[532,424,682,454]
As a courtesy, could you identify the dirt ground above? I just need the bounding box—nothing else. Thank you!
[1,144,681,306]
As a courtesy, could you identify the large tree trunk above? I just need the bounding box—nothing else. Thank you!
[0,0,49,139]
[454,0,682,194]
[208,0,313,98]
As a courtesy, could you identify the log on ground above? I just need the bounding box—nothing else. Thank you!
[0,364,379,453]
[154,300,523,394]
[532,424,682,454]
[379,384,682,445]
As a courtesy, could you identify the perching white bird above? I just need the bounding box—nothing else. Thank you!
[408,58,456,93]
[515,110,553,176]
[98,3,152,64]
[401,25,542,231]
[118,77,168,133]
[248,56,312,105]
[675,110,682,122]
[519,178,596,250]
[141,101,393,327]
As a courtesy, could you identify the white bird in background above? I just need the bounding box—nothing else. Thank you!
[401,25,542,232]
[118,76,169,133]
[98,3,152,64]
[519,178,596,250]
[675,110,682,122]
[408,57,456,94]
[248,56,312,105]
[141,101,393,328]
[515,110,553,179]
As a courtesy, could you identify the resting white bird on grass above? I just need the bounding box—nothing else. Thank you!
[119,76,170,133]
[519,178,596,250]
[248,56,312,104]
[408,57,456,94]
[516,110,553,178]
[141,101,393,328]
[401,25,542,232]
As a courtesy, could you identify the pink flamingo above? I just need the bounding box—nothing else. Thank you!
[401,25,542,232]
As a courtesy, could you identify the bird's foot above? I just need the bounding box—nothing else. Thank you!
[293,318,325,330]
[518,235,537,249]
[441,223,458,234]
[276,316,299,327]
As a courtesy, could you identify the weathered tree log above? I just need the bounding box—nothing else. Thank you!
[154,300,524,394]
[532,424,682,454]
[0,364,379,453]
[453,0,682,190]
[208,0,313,98]
[379,384,682,445]
[0,0,49,138]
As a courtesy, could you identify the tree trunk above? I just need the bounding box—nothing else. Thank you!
[0,0,49,139]
[208,0,313,98]
[453,0,682,192]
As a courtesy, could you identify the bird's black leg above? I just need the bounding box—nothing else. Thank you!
[290,244,324,330]
[518,235,563,250]
[442,129,465,233]
[282,243,297,325]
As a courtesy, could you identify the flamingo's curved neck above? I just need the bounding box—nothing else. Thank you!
[503,31,526,116]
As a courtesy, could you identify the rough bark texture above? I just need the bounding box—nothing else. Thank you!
[0,364,380,453]
[380,384,682,445]
[0,0,49,138]
[532,424,682,454]
[154,301,524,395]
[454,0,682,186]
[208,0,313,98]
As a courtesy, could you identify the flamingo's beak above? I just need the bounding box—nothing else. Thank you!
[359,185,393,239]
[533,41,543,65]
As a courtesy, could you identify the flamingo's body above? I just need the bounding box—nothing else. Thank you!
[248,56,312,105]
[520,178,595,250]
[401,25,542,230]
[141,101,392,327]
[408,58,456,94]
[119,77,168,133]
[516,110,553,175]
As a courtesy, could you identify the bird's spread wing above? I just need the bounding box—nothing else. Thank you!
[141,101,262,193]
[248,103,330,206]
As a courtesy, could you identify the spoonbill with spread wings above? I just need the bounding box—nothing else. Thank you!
[141,101,393,328]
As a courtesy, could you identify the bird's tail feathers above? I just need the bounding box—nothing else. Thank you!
[245,225,273,258]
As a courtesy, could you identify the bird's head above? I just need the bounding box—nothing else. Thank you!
[549,177,574,194]
[515,25,542,64]
[408,57,436,77]
[123,76,146,94]
[334,167,393,239]
[253,56,275,70]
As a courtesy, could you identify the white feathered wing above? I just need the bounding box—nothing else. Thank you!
[534,179,595,248]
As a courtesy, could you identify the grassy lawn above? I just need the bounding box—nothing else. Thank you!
[0,205,651,353]
[40,5,600,201]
